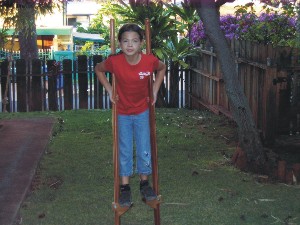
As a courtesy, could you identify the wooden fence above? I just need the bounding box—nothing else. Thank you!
[0,55,187,113]
[188,39,300,144]
[1,40,299,143]
[0,55,111,112]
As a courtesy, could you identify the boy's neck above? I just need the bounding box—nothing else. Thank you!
[125,53,141,65]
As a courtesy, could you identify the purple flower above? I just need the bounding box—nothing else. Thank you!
[190,9,296,46]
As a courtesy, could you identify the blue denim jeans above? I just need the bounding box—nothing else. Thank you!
[118,109,152,177]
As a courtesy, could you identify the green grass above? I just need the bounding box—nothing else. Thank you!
[1,108,300,225]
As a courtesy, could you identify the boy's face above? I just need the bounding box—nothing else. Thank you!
[119,31,143,56]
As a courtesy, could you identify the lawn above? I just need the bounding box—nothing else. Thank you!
[2,108,299,225]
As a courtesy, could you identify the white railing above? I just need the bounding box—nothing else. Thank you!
[0,48,53,61]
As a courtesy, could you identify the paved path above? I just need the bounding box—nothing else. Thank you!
[0,117,56,225]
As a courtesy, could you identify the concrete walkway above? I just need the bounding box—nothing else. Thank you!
[0,117,56,225]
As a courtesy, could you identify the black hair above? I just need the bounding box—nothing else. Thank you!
[117,23,144,42]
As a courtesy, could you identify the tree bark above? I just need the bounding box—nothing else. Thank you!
[194,0,266,167]
[18,6,38,60]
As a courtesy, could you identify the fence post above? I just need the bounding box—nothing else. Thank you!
[87,56,93,109]
[1,59,11,112]
[0,62,2,112]
[92,55,103,109]
[0,59,8,112]
[263,66,279,144]
[77,55,88,109]
[74,58,79,109]
[9,59,17,112]
[31,59,43,111]
[63,59,73,110]
[15,59,27,112]
[47,60,58,111]
[209,47,214,105]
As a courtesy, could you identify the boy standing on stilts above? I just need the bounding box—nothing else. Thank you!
[95,23,166,207]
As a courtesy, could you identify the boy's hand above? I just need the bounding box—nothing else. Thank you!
[109,91,119,104]
[151,92,157,105]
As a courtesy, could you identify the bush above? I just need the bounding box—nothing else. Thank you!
[190,3,298,47]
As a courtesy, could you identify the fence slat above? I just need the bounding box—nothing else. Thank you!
[47,60,58,111]
[93,55,104,109]
[63,59,73,110]
[77,55,88,109]
[30,59,43,111]
[16,59,27,112]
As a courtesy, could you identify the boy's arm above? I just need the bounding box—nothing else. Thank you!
[152,60,166,105]
[94,62,115,103]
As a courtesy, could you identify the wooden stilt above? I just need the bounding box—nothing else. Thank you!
[145,18,161,225]
[110,19,131,225]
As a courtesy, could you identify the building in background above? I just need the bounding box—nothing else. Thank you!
[65,0,101,29]
[1,0,103,53]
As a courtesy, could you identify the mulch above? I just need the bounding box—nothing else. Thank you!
[0,117,56,225]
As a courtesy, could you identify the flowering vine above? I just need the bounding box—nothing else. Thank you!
[190,2,298,47]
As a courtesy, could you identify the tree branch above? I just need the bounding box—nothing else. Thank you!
[216,0,235,8]
[118,0,127,7]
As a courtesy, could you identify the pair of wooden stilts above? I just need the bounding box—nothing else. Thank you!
[110,19,161,225]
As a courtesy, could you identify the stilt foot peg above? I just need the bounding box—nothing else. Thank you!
[112,202,132,216]
[142,195,162,209]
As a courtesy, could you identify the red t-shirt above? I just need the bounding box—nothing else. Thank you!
[104,53,159,115]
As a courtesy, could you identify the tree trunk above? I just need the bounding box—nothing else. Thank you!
[194,1,266,167]
[17,6,38,60]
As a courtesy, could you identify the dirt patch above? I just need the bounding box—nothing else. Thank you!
[273,135,300,165]
[47,176,64,190]
[232,141,300,185]
[218,115,300,184]
[28,173,64,195]
[29,172,42,193]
